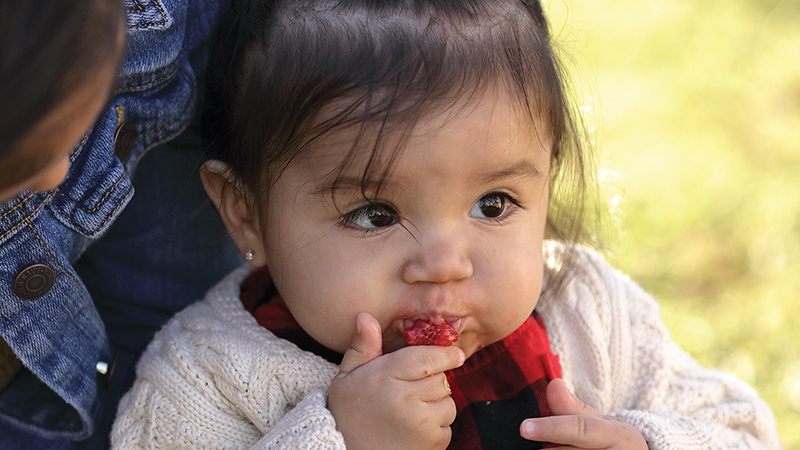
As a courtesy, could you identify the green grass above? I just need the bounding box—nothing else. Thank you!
[545,1,800,447]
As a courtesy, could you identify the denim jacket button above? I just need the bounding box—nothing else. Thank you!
[12,264,56,299]
[95,361,109,375]
[96,356,117,388]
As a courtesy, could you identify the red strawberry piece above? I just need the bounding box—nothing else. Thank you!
[403,319,459,346]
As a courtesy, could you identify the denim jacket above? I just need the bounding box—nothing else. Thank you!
[0,0,228,441]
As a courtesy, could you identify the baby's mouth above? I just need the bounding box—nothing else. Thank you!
[401,316,461,346]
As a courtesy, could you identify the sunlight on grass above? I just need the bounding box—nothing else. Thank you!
[546,0,800,447]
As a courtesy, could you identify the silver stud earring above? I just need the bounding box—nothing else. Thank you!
[244,250,256,262]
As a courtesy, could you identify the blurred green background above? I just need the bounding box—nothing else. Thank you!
[545,0,800,447]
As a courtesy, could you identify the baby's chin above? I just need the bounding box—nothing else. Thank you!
[451,325,528,359]
[449,333,487,359]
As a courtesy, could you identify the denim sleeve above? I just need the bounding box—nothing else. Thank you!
[0,0,232,444]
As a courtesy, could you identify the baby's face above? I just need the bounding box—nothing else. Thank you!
[259,90,551,359]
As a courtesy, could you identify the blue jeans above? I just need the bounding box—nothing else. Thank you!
[0,126,241,449]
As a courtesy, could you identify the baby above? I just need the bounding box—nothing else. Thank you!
[111,0,779,448]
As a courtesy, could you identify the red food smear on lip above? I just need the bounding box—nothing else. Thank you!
[403,320,459,346]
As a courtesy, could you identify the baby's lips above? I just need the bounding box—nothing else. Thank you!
[402,319,459,346]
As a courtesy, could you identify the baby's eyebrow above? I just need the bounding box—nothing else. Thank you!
[475,160,542,184]
[310,175,392,196]
[309,160,541,196]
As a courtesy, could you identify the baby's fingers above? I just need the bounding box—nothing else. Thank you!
[520,415,648,450]
[520,415,609,447]
[546,378,598,417]
[413,373,453,403]
[386,345,465,381]
[338,312,383,374]
[428,395,458,427]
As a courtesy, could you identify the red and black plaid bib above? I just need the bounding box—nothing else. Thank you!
[241,268,562,449]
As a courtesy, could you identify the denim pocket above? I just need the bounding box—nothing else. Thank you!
[125,0,173,31]
[116,0,196,169]
[120,0,183,91]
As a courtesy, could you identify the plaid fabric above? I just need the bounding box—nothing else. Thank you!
[445,314,561,449]
[241,268,562,449]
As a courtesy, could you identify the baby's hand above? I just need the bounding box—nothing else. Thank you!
[519,378,648,449]
[328,312,465,450]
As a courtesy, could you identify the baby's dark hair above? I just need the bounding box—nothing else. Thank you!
[205,0,596,271]
[0,0,125,157]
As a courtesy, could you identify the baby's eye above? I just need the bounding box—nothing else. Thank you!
[469,192,518,221]
[341,203,399,230]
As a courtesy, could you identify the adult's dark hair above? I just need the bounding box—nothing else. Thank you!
[0,0,125,157]
[205,0,596,266]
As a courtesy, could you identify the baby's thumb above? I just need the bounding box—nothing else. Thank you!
[546,378,599,417]
[338,312,383,374]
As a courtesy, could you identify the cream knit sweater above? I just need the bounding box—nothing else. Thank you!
[111,245,779,449]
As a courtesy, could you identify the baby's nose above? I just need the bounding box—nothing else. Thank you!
[400,234,473,284]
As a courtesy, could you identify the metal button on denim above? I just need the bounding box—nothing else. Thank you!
[96,356,117,388]
[95,361,109,375]
[13,264,56,299]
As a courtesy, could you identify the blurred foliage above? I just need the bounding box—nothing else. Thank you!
[545,0,800,447]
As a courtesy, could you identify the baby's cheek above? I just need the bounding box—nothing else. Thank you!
[481,275,542,344]
[300,311,353,354]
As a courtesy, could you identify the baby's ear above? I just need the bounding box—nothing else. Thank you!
[200,160,267,267]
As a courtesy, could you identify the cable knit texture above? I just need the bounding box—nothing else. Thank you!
[111,243,779,449]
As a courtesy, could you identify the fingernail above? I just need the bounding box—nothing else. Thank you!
[521,420,536,436]
[457,348,466,365]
